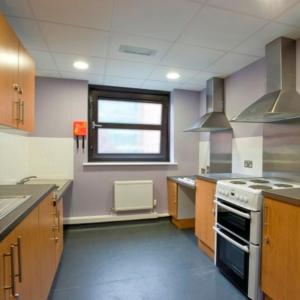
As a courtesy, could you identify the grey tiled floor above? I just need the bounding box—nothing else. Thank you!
[49,219,247,300]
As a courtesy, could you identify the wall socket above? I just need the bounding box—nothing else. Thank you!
[244,160,253,168]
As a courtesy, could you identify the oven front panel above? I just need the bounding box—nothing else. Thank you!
[216,228,249,296]
[217,198,251,241]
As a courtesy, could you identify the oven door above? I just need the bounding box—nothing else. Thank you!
[216,198,251,241]
[214,226,249,296]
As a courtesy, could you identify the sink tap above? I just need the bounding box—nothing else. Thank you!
[17,176,37,184]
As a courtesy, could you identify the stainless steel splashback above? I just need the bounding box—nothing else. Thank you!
[210,131,232,173]
[263,120,300,180]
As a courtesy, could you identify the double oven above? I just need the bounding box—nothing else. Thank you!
[214,195,262,300]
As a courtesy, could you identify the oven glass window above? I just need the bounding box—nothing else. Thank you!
[217,199,250,240]
[217,230,249,295]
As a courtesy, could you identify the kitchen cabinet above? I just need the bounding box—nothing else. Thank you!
[168,180,178,219]
[0,206,39,300]
[261,197,300,300]
[53,198,64,267]
[39,193,56,300]
[0,192,64,300]
[0,14,35,131]
[0,14,19,129]
[17,43,35,132]
[167,179,195,229]
[195,179,216,259]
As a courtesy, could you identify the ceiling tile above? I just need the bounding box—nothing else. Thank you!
[179,6,266,50]
[207,53,259,75]
[208,0,299,20]
[28,49,57,70]
[7,17,48,50]
[60,72,104,84]
[106,59,155,79]
[39,22,109,57]
[112,0,201,41]
[36,69,60,78]
[0,0,33,18]
[142,80,182,91]
[235,22,300,56]
[180,82,204,91]
[104,76,143,88]
[29,0,114,31]
[53,53,106,74]
[276,3,300,28]
[109,32,171,63]
[161,43,224,69]
[149,66,198,82]
[187,71,222,86]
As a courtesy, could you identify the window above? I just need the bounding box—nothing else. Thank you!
[88,85,170,162]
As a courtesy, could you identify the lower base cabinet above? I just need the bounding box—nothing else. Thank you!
[0,192,63,300]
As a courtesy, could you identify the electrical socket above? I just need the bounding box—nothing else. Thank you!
[244,160,253,168]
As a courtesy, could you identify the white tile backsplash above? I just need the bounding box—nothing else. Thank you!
[0,131,29,184]
[0,131,73,184]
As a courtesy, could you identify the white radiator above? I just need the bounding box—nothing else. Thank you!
[114,180,154,212]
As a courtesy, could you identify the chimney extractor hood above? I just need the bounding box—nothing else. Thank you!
[231,37,300,123]
[185,77,232,132]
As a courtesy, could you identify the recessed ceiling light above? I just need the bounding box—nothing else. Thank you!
[166,72,180,80]
[73,61,89,70]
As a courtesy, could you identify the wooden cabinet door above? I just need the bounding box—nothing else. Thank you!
[54,199,64,266]
[195,179,216,251]
[39,193,56,300]
[167,180,178,218]
[0,14,19,128]
[261,198,300,300]
[14,207,40,300]
[17,43,35,132]
[0,230,17,300]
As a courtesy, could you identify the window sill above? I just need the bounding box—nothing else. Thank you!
[83,161,178,166]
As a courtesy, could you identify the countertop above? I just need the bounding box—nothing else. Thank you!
[0,184,55,241]
[195,173,255,183]
[167,176,196,189]
[263,188,300,207]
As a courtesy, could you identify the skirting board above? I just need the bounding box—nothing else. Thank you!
[64,212,170,225]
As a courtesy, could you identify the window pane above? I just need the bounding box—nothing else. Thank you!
[98,129,161,154]
[98,99,162,125]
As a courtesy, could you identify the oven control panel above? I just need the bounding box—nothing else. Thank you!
[216,187,262,211]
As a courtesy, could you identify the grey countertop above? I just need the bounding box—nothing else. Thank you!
[167,176,196,189]
[195,173,255,183]
[54,180,73,200]
[0,184,56,241]
[263,188,300,207]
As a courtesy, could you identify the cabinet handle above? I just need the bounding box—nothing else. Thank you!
[57,209,61,233]
[10,245,18,298]
[13,237,22,283]
[20,101,24,125]
[13,100,21,123]
[263,205,270,245]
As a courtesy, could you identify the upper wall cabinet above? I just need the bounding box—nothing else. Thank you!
[0,14,35,132]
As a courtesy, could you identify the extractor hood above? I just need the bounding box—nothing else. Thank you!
[231,37,300,123]
[185,77,232,132]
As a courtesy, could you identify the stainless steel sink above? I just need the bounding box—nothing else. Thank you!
[0,195,31,219]
[24,179,68,191]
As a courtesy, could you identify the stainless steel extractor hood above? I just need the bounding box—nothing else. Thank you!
[184,77,232,132]
[231,37,300,123]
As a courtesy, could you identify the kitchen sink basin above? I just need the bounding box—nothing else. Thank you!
[0,195,31,219]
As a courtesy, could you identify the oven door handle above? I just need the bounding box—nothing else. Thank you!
[214,201,251,219]
[213,226,249,253]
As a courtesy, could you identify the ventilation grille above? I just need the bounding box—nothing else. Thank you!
[119,45,157,56]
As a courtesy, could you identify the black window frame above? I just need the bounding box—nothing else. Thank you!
[88,85,170,162]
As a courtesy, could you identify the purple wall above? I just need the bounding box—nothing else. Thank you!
[33,79,200,217]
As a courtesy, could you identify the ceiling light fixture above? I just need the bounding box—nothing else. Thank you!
[166,72,180,80]
[73,61,89,70]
